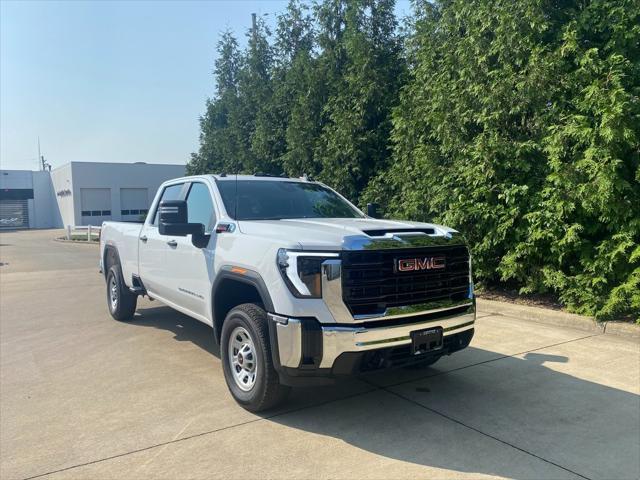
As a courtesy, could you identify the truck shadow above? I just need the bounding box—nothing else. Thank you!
[131,305,640,480]
[134,305,221,357]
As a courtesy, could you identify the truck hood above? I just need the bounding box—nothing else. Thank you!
[237,218,457,250]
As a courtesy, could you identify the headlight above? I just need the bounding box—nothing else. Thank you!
[277,249,339,298]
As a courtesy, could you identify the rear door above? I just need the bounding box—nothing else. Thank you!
[138,182,185,298]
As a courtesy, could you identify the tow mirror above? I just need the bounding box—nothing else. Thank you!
[366,202,381,218]
[158,200,204,237]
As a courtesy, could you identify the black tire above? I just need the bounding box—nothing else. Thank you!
[106,264,137,321]
[403,354,442,370]
[221,303,290,412]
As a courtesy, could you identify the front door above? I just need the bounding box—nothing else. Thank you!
[138,182,184,299]
[161,181,217,319]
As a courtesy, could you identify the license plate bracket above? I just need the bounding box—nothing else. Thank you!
[410,327,443,355]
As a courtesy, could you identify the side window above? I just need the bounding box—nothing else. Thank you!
[186,182,215,232]
[152,183,183,226]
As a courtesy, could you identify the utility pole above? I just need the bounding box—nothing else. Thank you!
[38,138,50,171]
[251,12,257,47]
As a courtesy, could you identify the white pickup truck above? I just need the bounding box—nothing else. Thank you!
[100,175,475,411]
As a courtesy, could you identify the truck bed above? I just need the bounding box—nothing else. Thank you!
[100,221,144,287]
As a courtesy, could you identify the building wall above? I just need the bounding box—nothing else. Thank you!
[32,171,60,228]
[2,162,186,229]
[67,162,185,226]
[0,170,33,189]
[50,163,75,228]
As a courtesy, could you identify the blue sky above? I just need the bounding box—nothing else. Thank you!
[1,0,412,171]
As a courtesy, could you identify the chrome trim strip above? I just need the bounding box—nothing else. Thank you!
[269,313,289,325]
[319,310,475,368]
[354,300,473,320]
[342,230,467,250]
[270,315,302,368]
[321,260,353,323]
[354,319,476,347]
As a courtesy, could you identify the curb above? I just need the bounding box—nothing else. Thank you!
[54,238,99,245]
[604,321,640,339]
[476,298,639,339]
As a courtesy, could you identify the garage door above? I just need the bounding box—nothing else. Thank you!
[0,199,29,229]
[120,188,149,221]
[80,188,111,224]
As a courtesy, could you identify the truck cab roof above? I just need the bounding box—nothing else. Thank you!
[211,174,314,183]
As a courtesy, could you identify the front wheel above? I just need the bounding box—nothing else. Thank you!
[221,303,290,412]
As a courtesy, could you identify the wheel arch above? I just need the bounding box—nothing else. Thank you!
[103,244,121,278]
[211,267,275,343]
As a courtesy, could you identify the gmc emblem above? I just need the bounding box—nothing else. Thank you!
[397,256,446,272]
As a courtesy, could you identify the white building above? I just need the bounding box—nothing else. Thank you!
[0,162,185,229]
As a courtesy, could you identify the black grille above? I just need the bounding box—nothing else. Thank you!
[341,245,470,316]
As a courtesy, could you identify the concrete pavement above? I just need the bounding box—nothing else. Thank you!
[1,229,638,480]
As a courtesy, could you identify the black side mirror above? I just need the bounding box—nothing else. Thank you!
[158,200,204,237]
[366,202,381,218]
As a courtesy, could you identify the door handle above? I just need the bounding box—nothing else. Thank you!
[167,240,178,247]
[140,235,148,243]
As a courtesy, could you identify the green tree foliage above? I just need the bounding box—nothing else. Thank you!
[315,0,404,199]
[189,0,640,320]
[273,0,319,176]
[188,30,242,175]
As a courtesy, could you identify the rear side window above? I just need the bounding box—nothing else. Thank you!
[152,183,183,226]
[186,183,215,232]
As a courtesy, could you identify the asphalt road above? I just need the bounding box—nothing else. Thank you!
[1,229,638,480]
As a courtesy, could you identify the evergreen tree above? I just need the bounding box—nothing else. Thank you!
[188,30,242,175]
[237,15,276,173]
[315,0,404,200]
[364,0,639,319]
[189,0,640,320]
[273,0,319,177]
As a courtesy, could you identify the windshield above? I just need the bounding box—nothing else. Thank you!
[217,180,364,220]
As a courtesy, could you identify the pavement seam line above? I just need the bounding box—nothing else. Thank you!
[380,332,601,390]
[376,386,592,480]
[20,387,380,480]
[21,333,600,480]
[359,333,603,480]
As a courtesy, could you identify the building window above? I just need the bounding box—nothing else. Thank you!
[81,210,91,216]
[121,208,148,216]
[102,210,111,216]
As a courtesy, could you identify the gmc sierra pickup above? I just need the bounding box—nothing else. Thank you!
[100,175,475,411]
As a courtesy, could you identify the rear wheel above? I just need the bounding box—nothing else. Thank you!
[106,265,137,321]
[221,303,290,412]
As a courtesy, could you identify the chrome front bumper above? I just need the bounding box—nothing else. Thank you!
[270,306,474,369]
[319,307,474,368]
[270,256,475,371]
